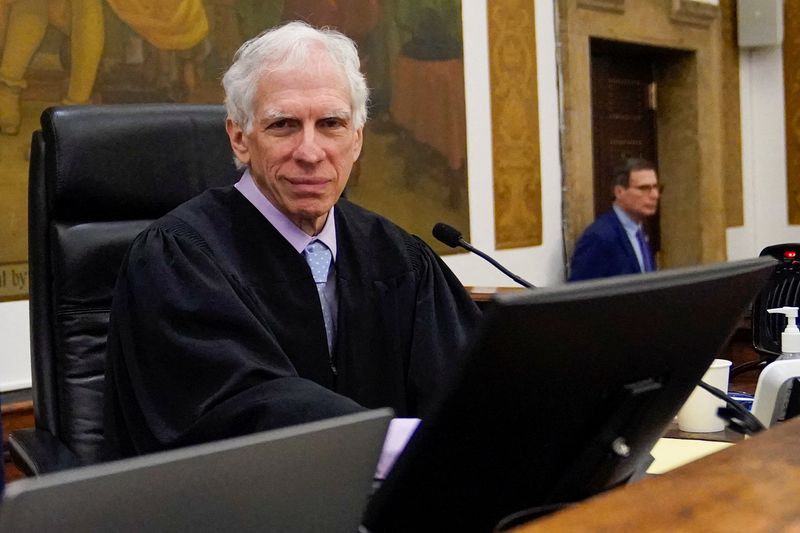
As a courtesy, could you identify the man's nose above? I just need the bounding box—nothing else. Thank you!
[293,127,325,163]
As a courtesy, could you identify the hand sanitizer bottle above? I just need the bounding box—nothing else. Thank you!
[752,307,800,426]
[768,307,800,360]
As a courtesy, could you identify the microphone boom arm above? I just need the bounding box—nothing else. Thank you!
[458,239,534,289]
[432,222,535,289]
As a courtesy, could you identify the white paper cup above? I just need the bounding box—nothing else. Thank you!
[677,359,732,433]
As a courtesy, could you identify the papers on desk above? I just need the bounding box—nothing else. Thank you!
[647,438,734,474]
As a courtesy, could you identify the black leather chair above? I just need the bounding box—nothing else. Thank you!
[9,104,241,475]
[752,244,800,359]
[732,243,800,378]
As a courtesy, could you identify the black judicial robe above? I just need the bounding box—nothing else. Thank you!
[103,187,480,458]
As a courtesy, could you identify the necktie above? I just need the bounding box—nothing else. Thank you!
[305,240,332,284]
[304,241,335,352]
[636,228,655,272]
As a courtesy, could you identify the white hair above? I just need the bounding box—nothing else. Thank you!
[222,21,369,136]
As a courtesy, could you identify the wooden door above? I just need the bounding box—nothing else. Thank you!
[590,43,660,251]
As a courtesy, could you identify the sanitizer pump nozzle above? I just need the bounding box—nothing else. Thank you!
[767,306,800,359]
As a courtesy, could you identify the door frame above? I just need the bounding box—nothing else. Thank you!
[557,0,741,270]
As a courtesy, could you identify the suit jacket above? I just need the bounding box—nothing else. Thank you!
[568,209,643,281]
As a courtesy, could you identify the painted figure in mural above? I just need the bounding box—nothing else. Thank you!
[0,0,209,135]
[0,0,103,134]
[102,21,480,458]
[569,158,661,281]
[104,0,210,99]
[389,0,466,207]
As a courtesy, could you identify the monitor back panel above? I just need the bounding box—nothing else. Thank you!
[365,258,775,532]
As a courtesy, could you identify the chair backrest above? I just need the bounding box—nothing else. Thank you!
[752,243,800,361]
[29,104,241,464]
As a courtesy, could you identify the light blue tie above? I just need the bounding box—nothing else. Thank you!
[304,241,335,352]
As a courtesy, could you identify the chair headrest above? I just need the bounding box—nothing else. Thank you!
[759,243,800,262]
[42,104,241,221]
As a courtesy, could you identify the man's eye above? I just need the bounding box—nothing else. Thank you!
[321,118,345,128]
[268,119,291,129]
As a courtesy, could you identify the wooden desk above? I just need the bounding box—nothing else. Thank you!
[466,286,527,309]
[513,416,800,532]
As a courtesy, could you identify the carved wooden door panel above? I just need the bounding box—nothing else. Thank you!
[590,45,660,251]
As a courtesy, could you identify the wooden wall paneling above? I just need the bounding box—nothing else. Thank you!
[721,0,744,228]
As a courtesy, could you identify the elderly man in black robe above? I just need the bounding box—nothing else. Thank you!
[103,21,480,458]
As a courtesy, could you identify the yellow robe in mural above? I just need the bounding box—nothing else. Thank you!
[0,0,208,133]
[105,0,208,50]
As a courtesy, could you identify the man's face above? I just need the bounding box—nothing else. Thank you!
[226,51,363,235]
[614,169,660,223]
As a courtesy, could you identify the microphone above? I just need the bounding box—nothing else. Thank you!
[432,223,535,289]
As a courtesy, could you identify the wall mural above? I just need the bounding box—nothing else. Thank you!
[0,0,469,300]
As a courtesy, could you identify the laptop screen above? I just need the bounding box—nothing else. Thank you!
[1,409,391,533]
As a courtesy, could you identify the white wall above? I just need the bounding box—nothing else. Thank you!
[728,45,800,259]
[0,300,31,392]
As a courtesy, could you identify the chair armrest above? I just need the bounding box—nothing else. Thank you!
[8,428,82,476]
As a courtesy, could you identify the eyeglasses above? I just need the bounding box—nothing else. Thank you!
[629,184,664,194]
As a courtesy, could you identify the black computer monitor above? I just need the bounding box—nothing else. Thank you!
[363,257,775,532]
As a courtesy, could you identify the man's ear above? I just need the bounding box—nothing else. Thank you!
[352,127,364,160]
[613,184,625,200]
[226,118,250,166]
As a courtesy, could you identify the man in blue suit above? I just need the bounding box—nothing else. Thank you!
[569,158,661,281]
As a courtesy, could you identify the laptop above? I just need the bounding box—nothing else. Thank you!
[0,409,392,533]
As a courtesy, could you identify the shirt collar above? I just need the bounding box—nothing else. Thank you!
[234,169,337,259]
[612,203,642,234]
